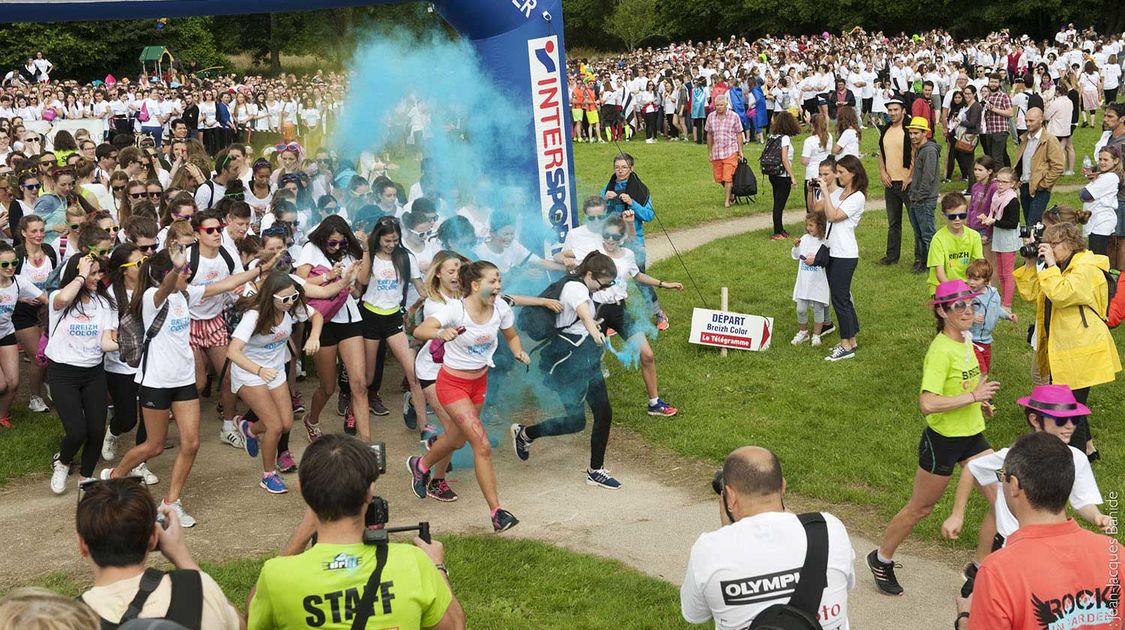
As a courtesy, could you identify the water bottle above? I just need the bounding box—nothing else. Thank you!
[1082,155,1093,171]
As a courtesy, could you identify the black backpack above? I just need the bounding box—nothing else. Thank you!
[516,274,576,342]
[187,243,236,278]
[14,242,57,275]
[731,158,758,202]
[85,567,202,630]
[759,135,787,177]
[747,513,830,630]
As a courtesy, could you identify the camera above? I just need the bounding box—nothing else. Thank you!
[1019,219,1046,258]
[711,469,724,495]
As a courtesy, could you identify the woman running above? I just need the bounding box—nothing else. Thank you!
[407,260,530,532]
[102,245,274,526]
[0,242,45,428]
[47,253,118,494]
[510,252,622,488]
[13,215,55,414]
[228,271,323,494]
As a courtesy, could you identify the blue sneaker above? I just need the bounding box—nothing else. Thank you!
[647,399,679,417]
[239,418,259,458]
[510,424,531,461]
[586,468,622,489]
[259,472,288,494]
[407,456,430,499]
[403,391,418,430]
[825,345,856,362]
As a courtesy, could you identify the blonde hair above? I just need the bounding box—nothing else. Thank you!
[811,114,829,150]
[1042,222,1087,253]
[994,167,1017,183]
[0,587,100,630]
[424,250,469,302]
[163,218,195,249]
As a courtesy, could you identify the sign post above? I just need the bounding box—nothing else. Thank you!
[688,290,773,353]
[719,287,729,357]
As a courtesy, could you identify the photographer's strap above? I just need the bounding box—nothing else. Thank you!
[788,512,829,615]
[120,568,166,624]
[350,541,390,630]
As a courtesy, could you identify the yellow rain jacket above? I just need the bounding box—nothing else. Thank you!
[1014,250,1121,389]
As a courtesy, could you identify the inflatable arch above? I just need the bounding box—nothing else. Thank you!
[3,0,579,240]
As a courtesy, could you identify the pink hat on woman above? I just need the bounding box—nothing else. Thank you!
[929,279,982,305]
[1016,384,1090,418]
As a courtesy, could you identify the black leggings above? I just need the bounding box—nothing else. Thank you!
[827,257,860,339]
[944,133,958,180]
[1070,387,1092,449]
[693,118,706,143]
[644,111,660,140]
[954,148,975,182]
[769,175,792,234]
[527,337,613,470]
[49,361,108,478]
[664,113,679,138]
[107,371,146,446]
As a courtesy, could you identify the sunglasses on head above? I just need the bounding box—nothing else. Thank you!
[119,255,148,269]
[0,259,19,269]
[196,225,224,235]
[946,212,967,220]
[273,292,299,304]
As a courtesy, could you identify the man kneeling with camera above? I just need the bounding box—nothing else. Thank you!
[247,434,465,630]
[681,446,856,629]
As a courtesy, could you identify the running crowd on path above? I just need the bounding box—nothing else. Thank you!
[0,22,1120,630]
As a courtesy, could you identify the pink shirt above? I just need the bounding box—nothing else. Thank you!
[705,109,743,161]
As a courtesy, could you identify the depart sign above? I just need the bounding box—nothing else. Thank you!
[688,308,773,352]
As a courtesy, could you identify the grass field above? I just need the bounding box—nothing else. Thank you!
[20,535,692,630]
[572,124,1105,231]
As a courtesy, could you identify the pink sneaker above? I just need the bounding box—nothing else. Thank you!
[276,450,297,473]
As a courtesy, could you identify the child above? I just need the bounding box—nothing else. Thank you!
[976,167,1021,308]
[790,212,830,346]
[965,258,1017,375]
[965,156,997,270]
[927,192,982,295]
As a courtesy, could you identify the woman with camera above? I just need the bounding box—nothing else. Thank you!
[1014,221,1120,461]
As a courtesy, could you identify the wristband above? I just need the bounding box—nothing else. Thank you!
[658,281,664,288]
[257,366,263,377]
[434,562,449,577]
[954,612,969,629]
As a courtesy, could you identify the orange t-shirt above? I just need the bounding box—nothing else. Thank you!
[969,519,1121,630]
[582,87,597,111]
[571,86,586,109]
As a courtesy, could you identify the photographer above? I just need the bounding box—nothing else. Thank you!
[1014,221,1121,461]
[248,434,464,630]
[75,478,242,629]
[680,446,855,629]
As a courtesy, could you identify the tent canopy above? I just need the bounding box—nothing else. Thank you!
[139,46,170,62]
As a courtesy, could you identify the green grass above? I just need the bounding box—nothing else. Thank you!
[605,209,1125,545]
[573,124,1105,231]
[19,535,692,630]
[0,407,62,485]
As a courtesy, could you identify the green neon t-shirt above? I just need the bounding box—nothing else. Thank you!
[248,542,452,630]
[927,227,983,293]
[919,333,985,437]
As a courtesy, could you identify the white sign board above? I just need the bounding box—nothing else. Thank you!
[688,308,773,352]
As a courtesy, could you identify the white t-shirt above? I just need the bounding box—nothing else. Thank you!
[0,278,42,338]
[792,234,830,304]
[556,280,593,337]
[403,238,440,305]
[1104,64,1121,90]
[968,445,1102,539]
[188,247,243,320]
[562,223,605,263]
[802,134,834,181]
[681,511,855,630]
[415,294,456,381]
[474,241,541,275]
[593,246,638,304]
[826,189,866,259]
[16,248,55,290]
[46,293,115,368]
[135,285,205,388]
[835,128,860,159]
[296,242,360,324]
[194,180,226,210]
[361,254,420,311]
[1082,173,1120,237]
[432,298,514,370]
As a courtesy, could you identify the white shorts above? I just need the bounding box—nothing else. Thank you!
[231,363,287,393]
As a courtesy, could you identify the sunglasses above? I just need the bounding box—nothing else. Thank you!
[0,259,19,269]
[119,255,148,269]
[586,215,607,223]
[147,191,162,199]
[597,278,617,290]
[87,247,110,256]
[129,192,146,199]
[602,232,624,241]
[946,213,967,220]
[196,225,224,235]
[68,222,82,231]
[273,292,299,304]
[39,159,54,166]
[992,469,1011,484]
[105,225,120,234]
[325,239,346,248]
[112,186,126,193]
[135,243,157,254]
[946,300,974,313]
[22,183,40,191]
[1040,414,1078,428]
[23,138,38,143]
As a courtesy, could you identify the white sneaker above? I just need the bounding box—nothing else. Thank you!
[219,428,244,449]
[76,476,95,491]
[1063,170,1075,176]
[102,431,119,461]
[50,455,68,495]
[790,330,810,345]
[161,498,196,528]
[28,395,48,413]
[811,334,823,347]
[131,462,159,485]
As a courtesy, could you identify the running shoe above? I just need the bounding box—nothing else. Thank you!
[403,391,418,430]
[420,423,438,444]
[790,330,810,345]
[647,399,679,417]
[131,463,158,485]
[76,476,96,491]
[770,233,787,241]
[369,392,390,416]
[825,345,856,362]
[101,430,119,461]
[238,418,259,458]
[586,468,622,489]
[291,393,305,414]
[219,427,244,449]
[344,406,357,435]
[50,455,68,495]
[427,479,458,502]
[260,472,288,494]
[336,391,349,417]
[510,424,531,461]
[820,322,837,337]
[28,395,48,413]
[0,417,10,429]
[811,334,822,347]
[276,450,298,474]
[655,313,670,331]
[491,508,519,532]
[407,456,430,499]
[162,498,196,528]
[866,549,904,595]
[302,411,323,443]
[605,328,617,337]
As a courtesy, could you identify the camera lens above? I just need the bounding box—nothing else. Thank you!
[711,470,724,495]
